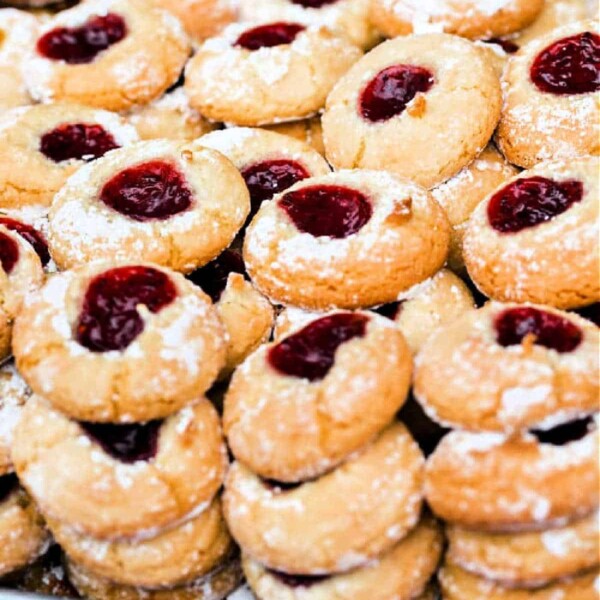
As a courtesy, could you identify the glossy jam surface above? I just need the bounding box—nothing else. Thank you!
[485,37,519,53]
[398,393,449,456]
[373,301,404,321]
[269,570,330,588]
[80,420,162,463]
[76,266,177,353]
[186,249,246,302]
[0,218,50,266]
[0,472,18,503]
[530,32,600,95]
[279,184,372,238]
[99,160,193,221]
[268,313,369,381]
[0,231,19,275]
[290,0,339,7]
[235,22,305,50]
[487,176,583,233]
[531,416,595,446]
[360,65,435,123]
[40,123,119,163]
[494,307,582,353]
[36,13,127,64]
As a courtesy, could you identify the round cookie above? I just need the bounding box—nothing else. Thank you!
[496,20,599,168]
[48,140,250,273]
[431,144,519,273]
[264,116,325,155]
[185,21,362,126]
[370,0,544,40]
[242,515,443,600]
[24,0,191,111]
[186,249,274,376]
[224,311,411,481]
[464,156,599,310]
[0,103,138,210]
[446,510,599,588]
[223,422,424,574]
[0,212,52,272]
[243,169,450,309]
[425,415,599,531]
[322,34,502,188]
[13,263,226,423]
[13,396,227,540]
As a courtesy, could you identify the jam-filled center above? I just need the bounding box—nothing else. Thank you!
[0,217,50,267]
[269,570,330,588]
[0,231,20,275]
[494,307,582,353]
[530,32,600,95]
[290,0,339,6]
[268,313,369,381]
[531,416,595,446]
[36,13,127,65]
[99,160,193,222]
[186,249,246,303]
[360,65,435,123]
[235,22,305,50]
[40,123,119,163]
[80,420,162,463]
[0,472,18,503]
[487,176,584,233]
[279,184,372,239]
[76,266,178,353]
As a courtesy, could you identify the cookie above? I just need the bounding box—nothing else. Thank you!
[264,116,325,155]
[431,144,518,273]
[464,156,599,310]
[224,311,411,481]
[322,33,502,188]
[24,0,191,111]
[242,514,443,600]
[187,249,274,376]
[13,263,226,423]
[425,415,599,531]
[0,213,52,271]
[0,103,138,210]
[446,510,599,587]
[48,140,250,273]
[185,21,362,126]
[496,20,599,168]
[370,0,544,40]
[223,422,424,574]
[13,396,227,539]
[243,170,450,309]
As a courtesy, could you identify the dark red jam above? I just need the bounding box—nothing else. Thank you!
[0,230,20,275]
[99,160,193,222]
[79,420,162,463]
[575,303,599,327]
[530,32,600,95]
[268,313,369,381]
[359,65,435,123]
[398,393,449,456]
[0,218,49,267]
[235,22,305,50]
[279,184,372,238]
[494,307,582,353]
[269,570,330,588]
[485,37,519,54]
[290,0,339,7]
[373,300,404,321]
[36,13,127,65]
[186,249,246,303]
[40,123,119,163]
[76,266,177,353]
[0,472,18,503]
[531,415,595,446]
[487,176,583,233]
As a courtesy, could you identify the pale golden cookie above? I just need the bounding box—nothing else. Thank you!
[322,34,502,188]
[264,116,325,155]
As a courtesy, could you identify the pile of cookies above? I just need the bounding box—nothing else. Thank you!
[0,0,598,599]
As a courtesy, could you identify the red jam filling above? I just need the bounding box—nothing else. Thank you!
[485,38,519,53]
[530,32,600,95]
[269,570,330,588]
[0,231,20,275]
[398,393,449,457]
[291,0,339,6]
[76,266,177,353]
[79,420,162,463]
[235,22,305,50]
[487,176,583,233]
[40,123,119,163]
[0,218,49,267]
[359,65,435,123]
[268,313,369,381]
[373,301,404,321]
[186,249,246,303]
[36,13,127,64]
[99,160,193,222]
[0,472,18,503]
[279,184,372,238]
[494,307,582,353]
[531,415,594,446]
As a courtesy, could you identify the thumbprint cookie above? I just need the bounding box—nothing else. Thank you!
[23,0,191,111]
[13,263,226,423]
[244,170,450,309]
[264,116,325,155]
[48,140,250,273]
[322,33,502,188]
